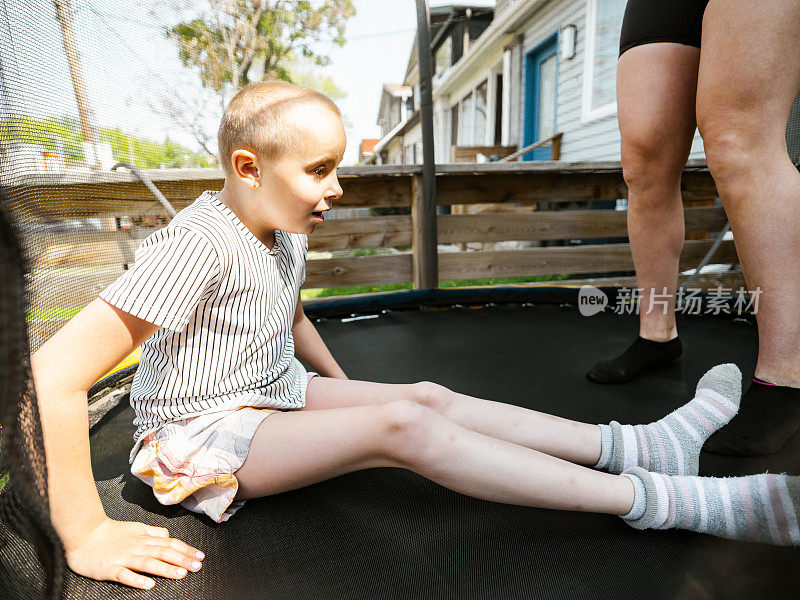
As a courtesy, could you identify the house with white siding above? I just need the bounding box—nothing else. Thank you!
[368,0,712,165]
[367,2,495,165]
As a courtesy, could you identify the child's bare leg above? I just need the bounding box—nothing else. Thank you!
[234,396,800,547]
[303,363,741,473]
[304,378,603,465]
[233,399,635,516]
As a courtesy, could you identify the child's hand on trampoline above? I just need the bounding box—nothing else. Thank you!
[65,517,204,590]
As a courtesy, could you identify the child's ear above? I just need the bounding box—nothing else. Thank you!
[231,149,261,189]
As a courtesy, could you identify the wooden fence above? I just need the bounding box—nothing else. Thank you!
[5,159,739,351]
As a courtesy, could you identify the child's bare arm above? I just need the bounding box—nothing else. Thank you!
[30,297,204,589]
[291,292,347,379]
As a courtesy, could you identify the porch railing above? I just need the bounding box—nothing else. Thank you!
[6,159,736,351]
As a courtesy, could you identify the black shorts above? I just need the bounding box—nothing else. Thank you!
[619,0,710,57]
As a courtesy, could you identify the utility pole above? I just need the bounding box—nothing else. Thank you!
[54,0,101,169]
[413,0,438,289]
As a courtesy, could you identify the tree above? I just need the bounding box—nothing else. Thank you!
[0,116,213,169]
[167,0,355,94]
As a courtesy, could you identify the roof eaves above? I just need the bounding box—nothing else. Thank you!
[364,110,421,164]
[434,0,544,99]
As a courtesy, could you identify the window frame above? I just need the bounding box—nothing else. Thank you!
[434,36,453,81]
[452,77,490,147]
[581,0,623,123]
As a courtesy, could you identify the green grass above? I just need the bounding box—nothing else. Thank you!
[300,274,572,300]
[350,248,383,257]
[26,307,83,321]
[0,471,8,494]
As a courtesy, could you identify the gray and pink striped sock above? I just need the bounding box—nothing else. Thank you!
[595,364,742,476]
[621,467,800,546]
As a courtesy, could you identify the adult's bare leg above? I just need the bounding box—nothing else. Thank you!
[697,0,800,455]
[587,43,700,384]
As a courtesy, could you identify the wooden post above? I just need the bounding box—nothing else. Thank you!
[550,133,562,161]
[412,174,437,288]
[54,0,101,169]
[414,0,439,289]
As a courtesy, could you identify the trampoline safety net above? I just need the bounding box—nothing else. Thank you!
[1,1,800,599]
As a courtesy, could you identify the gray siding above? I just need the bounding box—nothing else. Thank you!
[514,0,706,162]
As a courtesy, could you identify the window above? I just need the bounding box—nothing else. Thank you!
[435,37,453,79]
[392,99,402,127]
[453,79,489,148]
[582,0,627,122]
[458,92,474,145]
[404,144,415,164]
[451,105,459,151]
[475,81,488,146]
[494,73,503,145]
[538,54,557,140]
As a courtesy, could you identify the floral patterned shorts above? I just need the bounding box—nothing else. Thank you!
[131,373,318,523]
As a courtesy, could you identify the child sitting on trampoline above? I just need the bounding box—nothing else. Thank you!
[31,81,800,592]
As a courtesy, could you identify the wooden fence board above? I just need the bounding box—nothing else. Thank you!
[437,205,726,243]
[7,161,717,216]
[27,238,737,308]
[309,216,412,250]
[8,175,414,216]
[438,240,738,280]
[27,206,726,265]
[435,172,629,205]
[305,254,412,288]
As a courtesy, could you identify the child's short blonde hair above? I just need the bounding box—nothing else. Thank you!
[217,81,341,175]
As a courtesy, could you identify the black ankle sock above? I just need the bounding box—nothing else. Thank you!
[585,336,682,384]
[703,378,800,455]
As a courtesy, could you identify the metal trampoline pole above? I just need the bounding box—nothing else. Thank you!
[413,0,439,290]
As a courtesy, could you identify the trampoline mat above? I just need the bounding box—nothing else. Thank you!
[30,303,800,598]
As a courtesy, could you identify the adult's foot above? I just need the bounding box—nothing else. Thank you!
[586,336,682,384]
[703,377,800,455]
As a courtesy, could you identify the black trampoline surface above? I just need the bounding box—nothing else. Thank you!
[45,298,800,598]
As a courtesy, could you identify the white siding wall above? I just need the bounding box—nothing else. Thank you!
[387,140,404,165]
[404,124,423,164]
[437,49,503,160]
[508,38,524,149]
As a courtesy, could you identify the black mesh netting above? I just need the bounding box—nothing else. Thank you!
[0,2,799,599]
[0,194,65,600]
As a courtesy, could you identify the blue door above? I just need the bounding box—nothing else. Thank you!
[523,34,558,161]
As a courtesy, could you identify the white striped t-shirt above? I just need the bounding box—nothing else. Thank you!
[99,190,308,463]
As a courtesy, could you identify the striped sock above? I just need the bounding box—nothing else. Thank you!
[621,467,800,547]
[595,364,741,476]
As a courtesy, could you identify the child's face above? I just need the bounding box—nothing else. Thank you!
[256,103,346,235]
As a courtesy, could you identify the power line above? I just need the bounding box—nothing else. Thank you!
[74,2,492,47]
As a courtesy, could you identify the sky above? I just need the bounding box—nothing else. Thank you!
[2,0,480,166]
[0,0,496,165]
[321,1,495,164]
[305,0,419,164]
